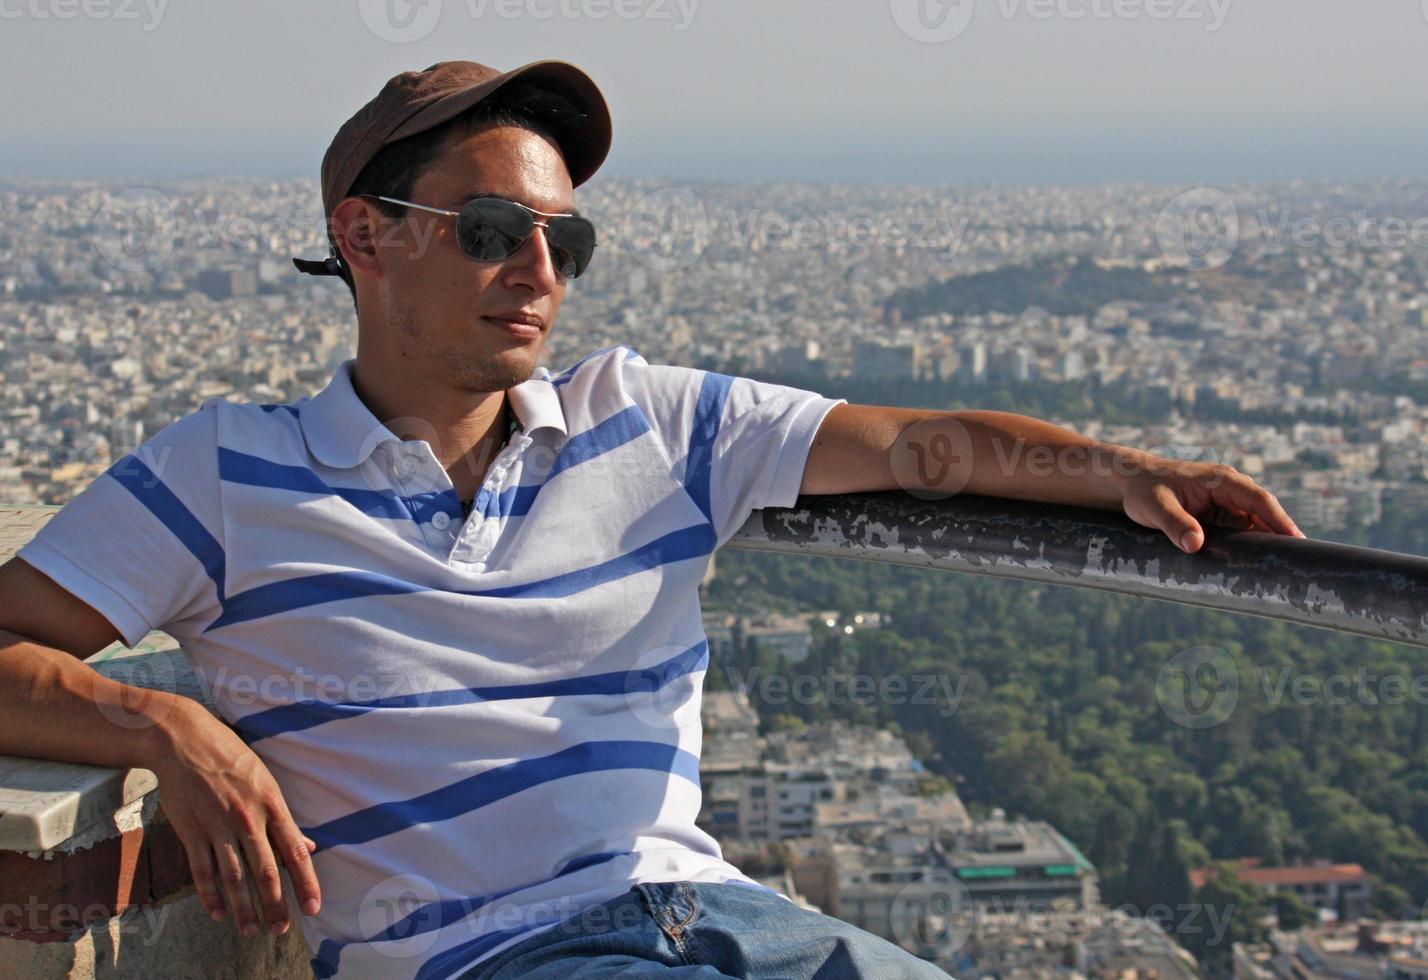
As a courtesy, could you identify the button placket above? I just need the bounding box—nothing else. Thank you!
[387,444,452,550]
[449,434,530,566]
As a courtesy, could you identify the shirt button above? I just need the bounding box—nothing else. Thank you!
[431,511,451,530]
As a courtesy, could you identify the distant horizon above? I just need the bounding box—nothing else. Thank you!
[7,1,1426,188]
[6,118,1427,189]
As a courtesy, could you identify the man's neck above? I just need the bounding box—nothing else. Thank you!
[349,361,515,503]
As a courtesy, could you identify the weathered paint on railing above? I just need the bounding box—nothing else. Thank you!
[727,491,1428,650]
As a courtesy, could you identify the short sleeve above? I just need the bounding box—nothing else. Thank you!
[15,401,226,648]
[616,347,846,547]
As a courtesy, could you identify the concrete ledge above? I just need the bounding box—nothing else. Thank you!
[1,507,306,978]
[0,641,307,978]
[0,639,211,854]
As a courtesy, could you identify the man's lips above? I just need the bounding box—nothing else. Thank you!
[482,313,543,338]
[483,311,544,329]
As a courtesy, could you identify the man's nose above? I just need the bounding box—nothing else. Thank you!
[502,225,562,292]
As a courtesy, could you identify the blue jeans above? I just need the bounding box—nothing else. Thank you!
[459,880,953,978]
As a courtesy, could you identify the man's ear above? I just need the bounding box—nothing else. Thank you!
[330,197,382,278]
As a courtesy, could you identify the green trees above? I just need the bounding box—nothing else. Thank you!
[704,541,1428,961]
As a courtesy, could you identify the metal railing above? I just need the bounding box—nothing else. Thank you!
[728,491,1428,650]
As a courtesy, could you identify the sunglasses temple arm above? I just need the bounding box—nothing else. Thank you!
[375,196,460,217]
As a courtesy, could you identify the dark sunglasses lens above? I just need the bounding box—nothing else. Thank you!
[456,199,533,261]
[546,218,597,278]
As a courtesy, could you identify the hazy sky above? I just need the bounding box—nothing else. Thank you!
[4,0,1427,185]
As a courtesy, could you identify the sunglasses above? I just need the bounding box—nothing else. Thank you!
[360,193,598,279]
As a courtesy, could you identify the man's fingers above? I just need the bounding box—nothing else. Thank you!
[236,825,290,936]
[1246,511,1277,534]
[1147,483,1204,553]
[1214,469,1302,536]
[182,835,226,922]
[215,839,261,937]
[273,818,323,917]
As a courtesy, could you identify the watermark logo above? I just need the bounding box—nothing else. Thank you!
[622,187,710,272]
[361,874,444,959]
[623,645,702,732]
[890,416,977,501]
[0,0,170,31]
[1156,644,1239,729]
[465,0,700,30]
[720,665,970,719]
[890,0,976,42]
[890,875,977,957]
[94,650,181,730]
[359,0,443,42]
[0,895,175,941]
[892,0,1231,43]
[997,0,1230,31]
[359,0,700,40]
[91,187,176,275]
[1259,666,1428,708]
[618,189,969,272]
[1155,187,1239,272]
[1253,208,1428,252]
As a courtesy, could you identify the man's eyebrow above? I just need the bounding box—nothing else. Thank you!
[457,191,582,218]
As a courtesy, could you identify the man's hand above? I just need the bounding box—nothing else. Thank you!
[1115,452,1307,553]
[153,701,322,937]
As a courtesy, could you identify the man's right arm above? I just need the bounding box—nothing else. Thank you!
[0,555,321,938]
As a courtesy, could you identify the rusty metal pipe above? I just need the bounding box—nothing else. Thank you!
[726,492,1428,650]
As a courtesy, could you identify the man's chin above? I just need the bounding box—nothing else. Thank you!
[444,346,540,394]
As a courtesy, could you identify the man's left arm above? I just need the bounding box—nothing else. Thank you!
[800,404,1307,554]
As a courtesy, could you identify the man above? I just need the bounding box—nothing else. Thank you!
[0,60,1303,980]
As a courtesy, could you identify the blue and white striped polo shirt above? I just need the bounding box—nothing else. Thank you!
[17,344,846,980]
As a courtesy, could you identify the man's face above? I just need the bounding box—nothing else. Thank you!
[371,123,576,394]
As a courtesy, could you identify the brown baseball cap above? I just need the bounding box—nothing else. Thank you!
[294,59,612,278]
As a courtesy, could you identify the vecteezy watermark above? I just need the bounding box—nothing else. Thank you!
[0,895,176,943]
[467,0,699,29]
[722,665,969,719]
[360,874,444,959]
[890,875,977,956]
[620,186,971,272]
[889,0,976,42]
[1252,208,1428,252]
[890,0,1231,43]
[359,0,699,43]
[1155,186,1240,272]
[1156,644,1240,729]
[922,895,1239,948]
[90,187,328,276]
[359,875,652,963]
[358,0,443,42]
[0,0,169,31]
[91,188,178,275]
[622,187,712,273]
[1259,667,1428,708]
[995,0,1231,29]
[622,644,705,732]
[348,416,674,497]
[890,417,978,501]
[889,421,1240,503]
[1158,645,1428,728]
[207,666,418,710]
[93,649,183,731]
